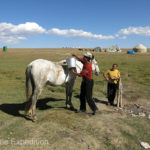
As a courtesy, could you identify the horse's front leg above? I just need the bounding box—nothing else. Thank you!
[65,82,70,108]
[66,83,74,109]
[68,90,74,110]
[65,77,76,110]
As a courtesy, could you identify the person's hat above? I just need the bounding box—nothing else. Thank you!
[83,52,93,58]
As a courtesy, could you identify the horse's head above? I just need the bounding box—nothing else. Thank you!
[74,55,100,75]
[91,55,100,75]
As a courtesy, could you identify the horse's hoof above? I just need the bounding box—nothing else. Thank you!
[32,116,37,123]
[25,113,32,118]
[66,104,70,108]
[32,117,38,122]
[32,119,37,123]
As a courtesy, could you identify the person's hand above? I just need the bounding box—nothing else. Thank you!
[106,78,112,83]
[72,53,75,57]
[105,78,109,81]
[71,68,76,73]
[113,77,120,80]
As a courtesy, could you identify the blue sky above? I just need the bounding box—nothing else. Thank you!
[0,0,150,48]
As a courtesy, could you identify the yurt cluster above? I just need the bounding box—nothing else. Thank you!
[79,44,148,54]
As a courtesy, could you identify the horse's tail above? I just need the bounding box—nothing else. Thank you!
[25,65,34,114]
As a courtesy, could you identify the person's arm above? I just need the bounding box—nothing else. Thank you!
[103,71,109,81]
[72,53,82,61]
[71,68,82,77]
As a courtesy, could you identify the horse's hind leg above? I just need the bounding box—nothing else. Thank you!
[31,87,42,122]
[25,69,33,116]
[25,99,32,117]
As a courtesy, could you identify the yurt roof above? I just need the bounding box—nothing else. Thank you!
[94,47,102,50]
[134,44,147,50]
[93,47,104,52]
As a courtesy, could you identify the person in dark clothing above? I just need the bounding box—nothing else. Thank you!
[103,64,120,106]
[71,52,98,115]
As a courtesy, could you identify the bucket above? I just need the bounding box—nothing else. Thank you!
[66,57,76,68]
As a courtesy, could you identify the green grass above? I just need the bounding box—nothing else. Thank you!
[0,49,150,150]
[119,117,150,150]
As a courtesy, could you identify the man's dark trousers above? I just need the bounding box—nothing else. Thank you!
[80,79,98,111]
[107,83,118,105]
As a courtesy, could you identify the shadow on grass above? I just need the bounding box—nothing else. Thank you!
[0,97,65,120]
[93,97,108,105]
[74,94,108,105]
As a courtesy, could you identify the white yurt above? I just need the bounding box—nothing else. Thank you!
[93,47,104,52]
[106,45,121,52]
[133,44,147,53]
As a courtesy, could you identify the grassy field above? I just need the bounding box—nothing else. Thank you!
[0,48,150,150]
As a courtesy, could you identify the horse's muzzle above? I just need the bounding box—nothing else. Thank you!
[95,72,100,76]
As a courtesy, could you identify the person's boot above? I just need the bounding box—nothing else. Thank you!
[110,102,115,106]
[92,109,98,115]
[107,102,111,106]
[76,110,86,113]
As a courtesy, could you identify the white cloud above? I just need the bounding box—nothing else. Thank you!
[0,23,115,44]
[0,22,46,44]
[0,36,27,44]
[47,28,114,40]
[119,26,150,36]
[3,22,150,45]
[114,34,119,37]
[119,36,127,39]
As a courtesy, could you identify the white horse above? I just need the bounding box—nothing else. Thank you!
[25,56,100,121]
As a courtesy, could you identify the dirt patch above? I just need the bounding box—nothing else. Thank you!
[122,104,150,118]
[95,97,150,119]
[123,91,141,102]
